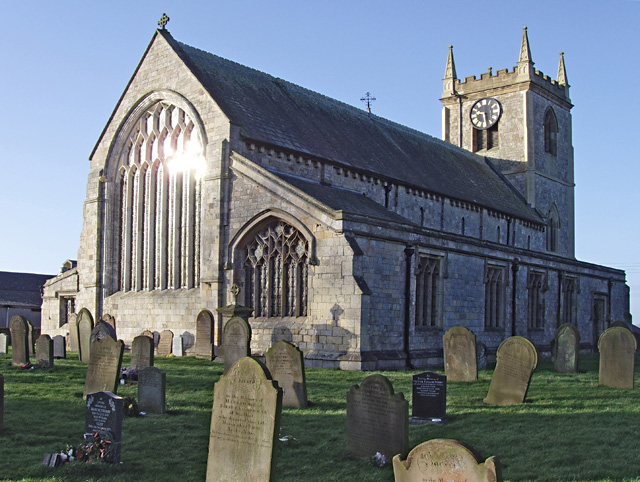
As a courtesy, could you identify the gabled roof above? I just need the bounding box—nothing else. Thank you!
[160,31,542,224]
[0,271,52,308]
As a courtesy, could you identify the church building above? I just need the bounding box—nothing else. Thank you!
[41,25,630,369]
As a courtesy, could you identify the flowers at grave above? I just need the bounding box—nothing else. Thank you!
[120,366,137,382]
[370,451,387,468]
[54,429,116,465]
[122,396,141,417]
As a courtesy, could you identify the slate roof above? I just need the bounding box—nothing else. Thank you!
[162,31,543,224]
[0,271,52,308]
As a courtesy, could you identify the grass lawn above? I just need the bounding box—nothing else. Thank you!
[1,350,640,482]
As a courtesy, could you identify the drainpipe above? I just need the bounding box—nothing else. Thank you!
[404,246,415,368]
[511,258,520,337]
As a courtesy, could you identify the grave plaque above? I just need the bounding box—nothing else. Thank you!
[192,309,215,359]
[53,335,66,359]
[206,357,282,482]
[598,326,637,388]
[85,391,123,463]
[0,333,8,354]
[221,317,251,374]
[138,366,166,415]
[554,323,580,373]
[347,374,409,460]
[484,336,538,406]
[172,335,184,357]
[90,320,117,343]
[35,334,54,368]
[443,326,478,382]
[77,308,94,362]
[265,340,308,408]
[157,330,174,356]
[412,371,446,420]
[393,438,502,482]
[9,315,29,366]
[83,336,125,398]
[67,313,79,352]
[131,335,154,371]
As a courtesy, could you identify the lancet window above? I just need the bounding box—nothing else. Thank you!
[544,108,558,156]
[116,102,202,292]
[415,255,443,329]
[484,265,505,329]
[243,220,309,318]
[527,272,545,329]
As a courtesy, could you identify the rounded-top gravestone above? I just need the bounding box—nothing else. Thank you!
[554,323,580,373]
[443,326,477,382]
[77,308,94,362]
[221,317,251,374]
[598,326,637,388]
[9,315,29,367]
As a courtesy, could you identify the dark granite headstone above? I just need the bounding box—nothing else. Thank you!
[91,320,117,343]
[52,335,66,359]
[598,326,637,388]
[412,371,446,420]
[484,336,538,405]
[157,330,173,357]
[35,334,54,368]
[131,335,154,371]
[265,340,308,408]
[138,366,166,415]
[0,333,8,354]
[192,309,215,359]
[83,336,125,398]
[77,308,94,362]
[554,323,580,373]
[443,326,477,382]
[9,315,29,367]
[85,391,123,463]
[206,357,282,482]
[221,317,251,374]
[347,374,409,460]
[100,313,117,337]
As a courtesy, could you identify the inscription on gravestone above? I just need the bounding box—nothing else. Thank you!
[347,374,409,460]
[131,335,154,371]
[598,326,637,389]
[83,336,125,398]
[443,326,478,382]
[221,317,251,374]
[9,315,29,367]
[35,334,54,368]
[412,371,446,420]
[265,340,308,408]
[138,366,166,414]
[85,391,123,463]
[157,330,174,357]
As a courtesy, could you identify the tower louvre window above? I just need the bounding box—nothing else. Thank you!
[544,108,558,156]
[473,124,499,152]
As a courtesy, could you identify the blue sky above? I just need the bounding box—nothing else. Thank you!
[1,1,638,322]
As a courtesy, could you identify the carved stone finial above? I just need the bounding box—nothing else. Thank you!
[517,26,534,77]
[444,45,457,80]
[158,13,170,30]
[557,51,569,87]
[230,284,240,305]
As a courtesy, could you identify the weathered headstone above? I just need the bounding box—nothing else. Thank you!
[206,357,282,482]
[221,317,251,374]
[172,334,184,357]
[484,336,538,406]
[77,308,94,362]
[265,340,308,408]
[91,320,117,343]
[476,341,489,370]
[52,335,66,359]
[67,313,79,352]
[393,438,502,482]
[85,391,123,463]
[157,330,174,356]
[412,371,446,420]
[83,336,125,398]
[192,309,215,359]
[346,374,409,460]
[27,320,34,355]
[9,315,29,367]
[443,326,478,382]
[35,334,54,368]
[598,326,637,388]
[141,329,154,340]
[554,323,580,373]
[138,366,166,415]
[0,333,8,354]
[101,313,117,337]
[131,335,154,371]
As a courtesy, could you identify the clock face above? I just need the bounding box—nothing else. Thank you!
[470,97,502,130]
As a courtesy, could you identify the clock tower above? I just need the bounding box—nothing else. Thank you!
[441,27,575,258]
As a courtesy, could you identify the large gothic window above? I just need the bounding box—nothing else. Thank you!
[116,102,202,292]
[544,108,558,156]
[243,220,309,317]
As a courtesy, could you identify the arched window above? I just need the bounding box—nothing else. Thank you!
[544,108,558,156]
[243,220,309,317]
[546,205,559,253]
[116,102,203,292]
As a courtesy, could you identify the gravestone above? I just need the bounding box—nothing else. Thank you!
[484,336,538,406]
[554,323,580,373]
[393,438,502,482]
[35,334,54,368]
[9,315,29,366]
[27,320,34,355]
[476,342,489,370]
[101,313,117,336]
[265,340,308,408]
[172,335,184,357]
[347,374,409,460]
[0,333,8,354]
[138,366,166,415]
[221,317,251,374]
[0,373,4,432]
[412,371,446,420]
[67,313,79,352]
[85,391,123,463]
[91,320,117,343]
[77,308,94,362]
[206,357,282,482]
[141,329,154,340]
[192,309,215,359]
[131,335,154,371]
[443,326,478,382]
[83,336,125,398]
[598,326,637,388]
[157,330,174,356]
[52,335,66,359]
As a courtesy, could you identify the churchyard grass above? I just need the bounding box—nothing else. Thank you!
[2,351,640,481]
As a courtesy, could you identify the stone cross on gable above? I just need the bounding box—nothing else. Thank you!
[230,284,240,305]
[360,92,376,114]
[158,13,170,30]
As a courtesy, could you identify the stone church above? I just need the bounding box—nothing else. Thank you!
[41,25,630,369]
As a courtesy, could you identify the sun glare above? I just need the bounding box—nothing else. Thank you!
[166,143,205,179]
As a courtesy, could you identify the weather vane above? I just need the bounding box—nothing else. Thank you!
[158,13,170,30]
[360,92,376,114]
